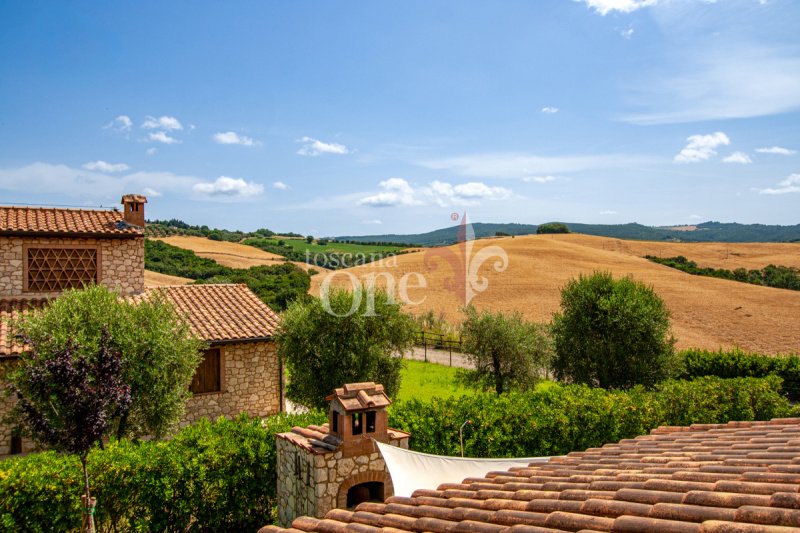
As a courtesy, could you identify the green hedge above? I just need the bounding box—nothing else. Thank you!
[388,376,797,458]
[677,348,800,401]
[0,412,325,533]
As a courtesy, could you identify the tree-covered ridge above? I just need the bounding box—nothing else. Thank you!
[243,237,411,269]
[144,239,310,311]
[646,255,800,291]
[145,218,302,243]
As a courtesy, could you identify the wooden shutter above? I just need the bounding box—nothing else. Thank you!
[190,348,221,394]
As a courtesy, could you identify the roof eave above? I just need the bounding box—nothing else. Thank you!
[0,231,142,239]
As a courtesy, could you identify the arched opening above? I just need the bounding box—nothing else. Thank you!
[346,481,384,509]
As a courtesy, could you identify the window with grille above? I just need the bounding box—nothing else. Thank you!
[190,348,222,394]
[26,247,98,292]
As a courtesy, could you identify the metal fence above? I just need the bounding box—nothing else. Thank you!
[415,331,463,365]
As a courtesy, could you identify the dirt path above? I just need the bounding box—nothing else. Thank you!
[406,347,473,369]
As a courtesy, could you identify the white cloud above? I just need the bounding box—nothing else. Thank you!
[192,176,264,198]
[581,0,657,16]
[143,187,162,197]
[213,131,259,146]
[541,106,559,114]
[362,219,383,225]
[0,162,197,200]
[424,181,511,207]
[82,160,130,173]
[722,151,753,164]
[523,175,559,183]
[105,115,132,132]
[620,27,634,39]
[688,214,704,220]
[149,131,181,145]
[674,132,730,163]
[599,210,618,215]
[758,173,800,195]
[273,181,288,190]
[625,46,800,124]
[358,178,419,207]
[142,115,183,131]
[419,152,650,179]
[145,147,157,156]
[756,146,796,155]
[296,136,350,156]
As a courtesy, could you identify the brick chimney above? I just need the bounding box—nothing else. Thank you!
[120,194,147,227]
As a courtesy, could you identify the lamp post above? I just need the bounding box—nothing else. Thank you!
[459,420,472,457]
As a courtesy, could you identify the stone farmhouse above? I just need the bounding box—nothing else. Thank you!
[0,195,283,456]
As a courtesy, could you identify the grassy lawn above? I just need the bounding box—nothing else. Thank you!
[397,360,474,402]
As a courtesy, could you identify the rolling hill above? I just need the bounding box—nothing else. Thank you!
[311,234,800,354]
[337,221,800,246]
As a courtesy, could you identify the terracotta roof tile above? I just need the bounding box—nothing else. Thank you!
[268,418,800,533]
[0,205,142,236]
[142,284,279,343]
[325,382,392,413]
[0,298,49,356]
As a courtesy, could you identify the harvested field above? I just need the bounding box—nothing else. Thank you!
[311,234,800,353]
[144,270,193,287]
[549,233,800,270]
[152,235,329,273]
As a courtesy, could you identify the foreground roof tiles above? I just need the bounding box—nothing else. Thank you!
[0,298,49,356]
[262,418,800,533]
[0,205,142,237]
[145,284,280,343]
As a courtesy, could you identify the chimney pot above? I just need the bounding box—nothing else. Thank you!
[120,194,147,227]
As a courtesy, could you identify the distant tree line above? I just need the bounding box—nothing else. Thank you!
[144,239,310,310]
[646,255,800,291]
[243,237,408,270]
[145,219,303,242]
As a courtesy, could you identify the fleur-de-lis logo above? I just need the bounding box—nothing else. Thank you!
[423,213,509,305]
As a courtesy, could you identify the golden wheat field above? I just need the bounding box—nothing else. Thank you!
[310,234,800,353]
[144,270,193,287]
[153,236,326,273]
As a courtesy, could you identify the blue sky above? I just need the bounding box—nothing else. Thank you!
[1,0,798,236]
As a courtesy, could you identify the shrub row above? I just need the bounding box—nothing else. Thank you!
[677,348,800,401]
[388,376,797,458]
[0,412,325,533]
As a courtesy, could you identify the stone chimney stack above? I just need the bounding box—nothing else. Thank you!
[120,194,147,228]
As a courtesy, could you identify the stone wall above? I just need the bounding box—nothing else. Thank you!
[0,235,144,297]
[276,433,409,527]
[182,341,282,425]
[0,360,35,456]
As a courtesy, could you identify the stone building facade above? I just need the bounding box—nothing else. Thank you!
[276,383,410,527]
[0,196,283,456]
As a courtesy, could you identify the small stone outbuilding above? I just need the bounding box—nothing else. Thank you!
[275,382,410,527]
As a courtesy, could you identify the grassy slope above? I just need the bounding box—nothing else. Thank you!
[246,237,407,255]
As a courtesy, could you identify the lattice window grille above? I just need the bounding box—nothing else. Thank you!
[26,247,98,292]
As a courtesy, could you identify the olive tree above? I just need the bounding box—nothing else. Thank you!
[10,284,204,439]
[551,271,676,389]
[459,306,553,394]
[276,288,416,409]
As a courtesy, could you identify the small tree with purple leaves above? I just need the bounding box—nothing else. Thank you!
[8,329,131,533]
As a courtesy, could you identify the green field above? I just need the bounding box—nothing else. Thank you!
[396,360,473,402]
[246,237,407,255]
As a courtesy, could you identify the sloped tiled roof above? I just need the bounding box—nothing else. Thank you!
[145,284,280,343]
[0,298,49,357]
[263,418,800,533]
[326,382,392,413]
[0,205,142,237]
[1,284,279,356]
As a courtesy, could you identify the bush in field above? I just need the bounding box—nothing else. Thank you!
[537,222,570,234]
[277,288,417,409]
[0,412,326,532]
[388,376,795,458]
[551,271,676,389]
[459,306,552,394]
